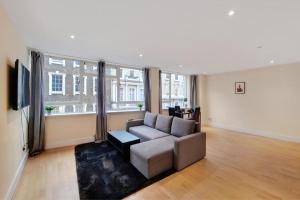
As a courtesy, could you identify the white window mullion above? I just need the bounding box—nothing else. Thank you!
[73,75,76,95]
[83,103,87,112]
[62,74,66,95]
[116,67,120,110]
[48,73,52,95]
[93,103,96,112]
[93,77,97,96]
[83,76,87,95]
[73,75,80,95]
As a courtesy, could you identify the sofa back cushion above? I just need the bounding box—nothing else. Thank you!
[143,112,157,128]
[155,114,173,133]
[171,117,195,137]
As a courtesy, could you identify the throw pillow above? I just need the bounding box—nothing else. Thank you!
[171,117,195,137]
[143,112,157,128]
[155,114,173,133]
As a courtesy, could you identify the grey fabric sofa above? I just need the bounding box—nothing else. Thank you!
[126,112,206,179]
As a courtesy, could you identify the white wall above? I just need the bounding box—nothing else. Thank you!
[45,111,145,149]
[0,5,28,199]
[204,63,300,142]
[198,74,207,126]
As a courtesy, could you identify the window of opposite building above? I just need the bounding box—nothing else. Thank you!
[44,55,97,114]
[160,72,188,109]
[44,55,145,114]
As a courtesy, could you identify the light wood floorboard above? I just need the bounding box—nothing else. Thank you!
[14,127,300,200]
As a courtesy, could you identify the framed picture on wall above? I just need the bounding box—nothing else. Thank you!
[235,82,245,94]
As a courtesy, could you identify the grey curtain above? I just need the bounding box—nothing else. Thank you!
[95,60,107,142]
[143,68,151,112]
[190,75,198,109]
[28,51,45,156]
[159,70,162,114]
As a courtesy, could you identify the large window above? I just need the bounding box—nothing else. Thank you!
[44,55,97,114]
[105,66,145,111]
[161,72,188,109]
[44,55,145,114]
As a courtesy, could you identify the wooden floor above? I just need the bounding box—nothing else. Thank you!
[14,127,300,200]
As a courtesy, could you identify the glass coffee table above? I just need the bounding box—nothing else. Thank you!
[107,130,140,160]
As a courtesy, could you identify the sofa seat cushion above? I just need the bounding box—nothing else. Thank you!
[171,117,195,137]
[129,125,169,142]
[130,136,175,179]
[131,136,175,159]
[143,112,157,128]
[155,114,173,133]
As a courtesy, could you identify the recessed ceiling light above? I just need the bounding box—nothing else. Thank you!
[178,65,183,68]
[70,35,75,39]
[228,10,235,16]
[139,54,143,57]
[270,60,274,64]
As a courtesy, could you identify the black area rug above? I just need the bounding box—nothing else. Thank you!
[75,142,174,200]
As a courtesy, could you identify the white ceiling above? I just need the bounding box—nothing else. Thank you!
[2,0,300,74]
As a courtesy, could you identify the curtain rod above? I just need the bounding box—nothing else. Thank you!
[28,47,146,69]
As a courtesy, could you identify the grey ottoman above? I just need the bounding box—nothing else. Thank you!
[130,136,175,179]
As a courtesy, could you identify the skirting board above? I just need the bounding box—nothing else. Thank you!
[5,152,28,200]
[45,136,94,149]
[210,123,300,143]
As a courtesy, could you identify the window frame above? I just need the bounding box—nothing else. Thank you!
[106,65,145,112]
[73,61,80,68]
[83,76,87,96]
[73,75,80,95]
[160,72,188,109]
[48,72,66,95]
[93,76,97,96]
[44,54,146,116]
[49,58,66,66]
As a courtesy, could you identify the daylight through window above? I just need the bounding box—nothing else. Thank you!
[161,72,188,109]
[44,55,145,114]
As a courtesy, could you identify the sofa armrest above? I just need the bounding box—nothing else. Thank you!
[174,132,206,171]
[126,119,144,131]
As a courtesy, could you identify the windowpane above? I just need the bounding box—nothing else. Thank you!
[52,74,63,92]
[106,78,118,111]
[44,55,145,114]
[44,55,97,114]
[106,67,144,111]
[138,88,144,101]
[93,77,97,95]
[73,61,80,68]
[161,72,187,109]
[49,58,65,66]
[106,66,117,76]
[161,73,170,99]
[120,68,143,82]
[74,76,80,93]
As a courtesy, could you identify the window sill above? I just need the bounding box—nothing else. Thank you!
[107,110,145,114]
[45,112,96,117]
[45,110,145,117]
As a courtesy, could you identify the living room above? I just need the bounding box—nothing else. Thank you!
[1,1,300,200]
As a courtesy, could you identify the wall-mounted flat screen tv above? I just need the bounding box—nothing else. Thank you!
[11,59,30,110]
